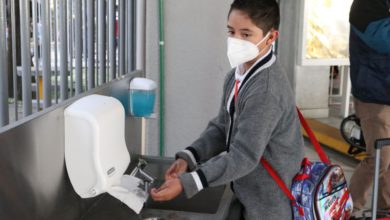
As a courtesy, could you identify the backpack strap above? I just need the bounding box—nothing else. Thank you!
[260,158,305,217]
[260,107,330,217]
[296,107,330,164]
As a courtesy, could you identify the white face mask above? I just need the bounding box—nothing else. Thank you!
[227,32,270,68]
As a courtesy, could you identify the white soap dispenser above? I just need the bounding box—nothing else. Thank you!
[64,94,147,213]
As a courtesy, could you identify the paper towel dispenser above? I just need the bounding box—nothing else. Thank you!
[64,94,148,213]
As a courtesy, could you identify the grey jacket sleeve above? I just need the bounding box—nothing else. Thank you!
[180,88,283,198]
[175,72,234,171]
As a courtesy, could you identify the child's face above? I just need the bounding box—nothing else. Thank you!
[227,9,277,65]
[227,10,266,43]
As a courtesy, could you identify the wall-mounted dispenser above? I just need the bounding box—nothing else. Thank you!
[64,94,153,214]
[129,78,157,117]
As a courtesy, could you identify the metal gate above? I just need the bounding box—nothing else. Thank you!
[0,0,143,127]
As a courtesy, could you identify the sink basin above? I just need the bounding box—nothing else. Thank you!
[141,156,226,214]
[145,180,225,214]
[80,156,233,220]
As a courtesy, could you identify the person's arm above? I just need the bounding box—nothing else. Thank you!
[179,90,283,198]
[175,72,234,171]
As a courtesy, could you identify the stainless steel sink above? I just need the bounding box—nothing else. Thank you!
[81,156,233,220]
[141,156,226,214]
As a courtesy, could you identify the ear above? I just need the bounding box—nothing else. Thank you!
[267,29,279,45]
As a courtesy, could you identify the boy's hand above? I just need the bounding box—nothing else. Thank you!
[150,178,183,201]
[165,159,188,180]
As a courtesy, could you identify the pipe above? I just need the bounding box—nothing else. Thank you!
[59,0,68,101]
[10,0,18,120]
[135,0,145,71]
[126,1,135,73]
[124,0,128,74]
[20,0,33,116]
[118,0,125,76]
[41,0,52,108]
[87,0,95,89]
[54,0,59,103]
[75,0,82,94]
[32,0,40,109]
[98,0,106,85]
[68,0,73,97]
[0,0,8,126]
[94,1,98,86]
[108,0,116,80]
[158,0,165,157]
[83,0,88,90]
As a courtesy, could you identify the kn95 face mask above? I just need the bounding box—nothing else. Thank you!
[227,32,270,68]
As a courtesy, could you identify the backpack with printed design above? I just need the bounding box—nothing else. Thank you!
[261,108,353,220]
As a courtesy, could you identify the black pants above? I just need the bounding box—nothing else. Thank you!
[226,196,245,220]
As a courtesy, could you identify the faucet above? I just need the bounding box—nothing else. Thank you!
[130,159,155,192]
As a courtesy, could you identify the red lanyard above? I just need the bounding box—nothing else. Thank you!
[234,80,240,104]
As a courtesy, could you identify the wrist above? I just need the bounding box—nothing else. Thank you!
[178,172,198,198]
[175,150,197,171]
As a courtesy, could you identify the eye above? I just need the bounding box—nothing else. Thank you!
[242,33,250,38]
[228,30,234,36]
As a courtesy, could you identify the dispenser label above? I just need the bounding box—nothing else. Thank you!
[107,167,116,176]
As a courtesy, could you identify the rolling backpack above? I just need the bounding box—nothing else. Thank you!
[260,108,353,220]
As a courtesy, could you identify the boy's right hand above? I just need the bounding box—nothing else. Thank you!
[165,158,188,180]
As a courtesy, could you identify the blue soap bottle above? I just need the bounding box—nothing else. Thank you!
[129,78,157,117]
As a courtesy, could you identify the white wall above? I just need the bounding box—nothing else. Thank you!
[145,0,231,156]
[295,66,330,118]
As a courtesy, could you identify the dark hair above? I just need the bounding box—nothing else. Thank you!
[228,0,280,33]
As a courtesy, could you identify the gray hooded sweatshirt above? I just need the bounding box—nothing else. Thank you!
[177,52,304,220]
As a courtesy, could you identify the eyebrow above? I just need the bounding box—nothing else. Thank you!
[227,25,253,32]
[240,28,253,32]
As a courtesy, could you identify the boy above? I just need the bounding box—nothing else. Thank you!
[151,0,304,219]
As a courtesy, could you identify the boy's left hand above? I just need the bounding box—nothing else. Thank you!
[150,178,183,201]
